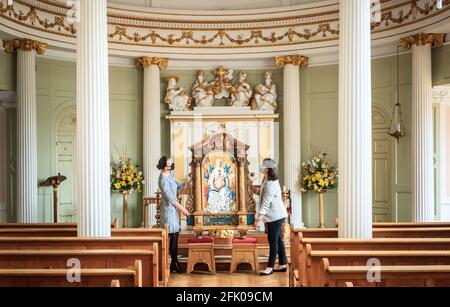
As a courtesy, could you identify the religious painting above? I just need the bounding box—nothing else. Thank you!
[202,151,237,214]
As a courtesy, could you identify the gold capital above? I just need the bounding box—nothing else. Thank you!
[275,55,309,68]
[400,33,446,50]
[136,57,169,70]
[3,38,47,55]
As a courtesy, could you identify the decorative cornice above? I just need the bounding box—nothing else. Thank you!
[1,0,449,51]
[136,56,169,70]
[3,38,47,54]
[275,55,309,68]
[400,33,446,49]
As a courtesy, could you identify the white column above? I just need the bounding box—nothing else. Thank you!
[338,0,373,239]
[0,107,6,222]
[401,33,445,222]
[275,55,308,228]
[76,0,111,237]
[136,57,168,226]
[3,39,47,223]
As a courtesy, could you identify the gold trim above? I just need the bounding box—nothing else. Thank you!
[275,55,309,68]
[400,32,446,49]
[0,0,448,49]
[135,56,169,70]
[3,38,47,54]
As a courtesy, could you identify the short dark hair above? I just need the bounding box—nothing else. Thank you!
[264,158,279,181]
[157,156,168,170]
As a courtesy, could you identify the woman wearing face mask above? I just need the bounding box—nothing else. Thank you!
[157,156,190,273]
[255,158,288,276]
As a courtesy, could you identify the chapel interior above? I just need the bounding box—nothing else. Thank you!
[0,0,450,288]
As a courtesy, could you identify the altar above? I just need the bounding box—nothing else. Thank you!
[166,107,279,236]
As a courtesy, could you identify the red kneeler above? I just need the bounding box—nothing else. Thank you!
[187,236,216,274]
[230,237,259,274]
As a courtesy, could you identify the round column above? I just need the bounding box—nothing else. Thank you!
[136,57,168,227]
[275,55,308,228]
[76,0,111,237]
[401,33,445,222]
[3,39,47,223]
[338,0,373,239]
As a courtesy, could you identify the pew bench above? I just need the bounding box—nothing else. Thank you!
[0,248,158,287]
[290,233,450,287]
[0,236,168,286]
[298,227,450,239]
[306,248,450,287]
[320,258,450,287]
[0,260,143,287]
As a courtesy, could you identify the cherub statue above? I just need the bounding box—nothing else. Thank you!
[229,71,252,107]
[192,71,215,107]
[164,76,192,111]
[252,71,277,111]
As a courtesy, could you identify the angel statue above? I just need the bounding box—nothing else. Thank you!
[192,70,215,107]
[252,71,278,111]
[164,76,192,111]
[229,71,252,107]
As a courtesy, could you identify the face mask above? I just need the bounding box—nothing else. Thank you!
[259,166,265,174]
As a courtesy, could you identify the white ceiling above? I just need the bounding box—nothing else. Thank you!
[107,0,321,10]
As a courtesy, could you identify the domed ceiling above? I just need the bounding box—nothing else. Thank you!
[107,0,321,10]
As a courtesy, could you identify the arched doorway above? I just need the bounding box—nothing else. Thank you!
[372,105,391,222]
[56,107,76,223]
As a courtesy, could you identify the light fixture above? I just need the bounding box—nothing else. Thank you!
[388,46,406,144]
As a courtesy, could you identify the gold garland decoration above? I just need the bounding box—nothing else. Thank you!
[0,1,76,35]
[0,0,449,48]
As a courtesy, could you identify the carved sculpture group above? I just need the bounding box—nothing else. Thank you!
[164,66,278,111]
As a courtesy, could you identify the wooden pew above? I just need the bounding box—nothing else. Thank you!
[0,220,119,229]
[0,260,143,287]
[320,258,450,287]
[0,228,167,238]
[306,247,450,286]
[0,248,158,287]
[373,222,450,228]
[0,236,169,286]
[290,229,450,287]
[299,227,450,239]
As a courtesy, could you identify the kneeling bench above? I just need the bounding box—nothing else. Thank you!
[187,237,216,274]
[230,237,259,274]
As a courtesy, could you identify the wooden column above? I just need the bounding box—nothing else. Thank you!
[193,157,203,228]
[237,157,247,228]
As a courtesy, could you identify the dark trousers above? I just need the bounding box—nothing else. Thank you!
[267,218,288,268]
[169,232,179,264]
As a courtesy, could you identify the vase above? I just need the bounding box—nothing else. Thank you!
[317,191,326,229]
[121,190,131,228]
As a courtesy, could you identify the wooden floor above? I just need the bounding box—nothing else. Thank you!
[168,271,288,287]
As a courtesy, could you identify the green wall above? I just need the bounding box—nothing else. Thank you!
[1,45,449,227]
[433,44,450,86]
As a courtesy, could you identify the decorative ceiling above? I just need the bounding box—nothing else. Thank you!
[107,0,321,10]
[0,0,449,66]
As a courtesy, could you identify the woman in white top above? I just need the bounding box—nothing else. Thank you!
[255,159,288,276]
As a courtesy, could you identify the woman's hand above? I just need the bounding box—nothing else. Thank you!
[176,203,191,217]
[254,216,261,228]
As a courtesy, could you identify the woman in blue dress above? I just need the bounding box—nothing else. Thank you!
[157,156,190,273]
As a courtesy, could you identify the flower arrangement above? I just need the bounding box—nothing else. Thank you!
[110,151,144,194]
[301,152,338,193]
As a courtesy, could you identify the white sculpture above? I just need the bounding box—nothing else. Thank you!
[253,71,278,111]
[164,76,192,111]
[229,71,252,107]
[192,71,215,107]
